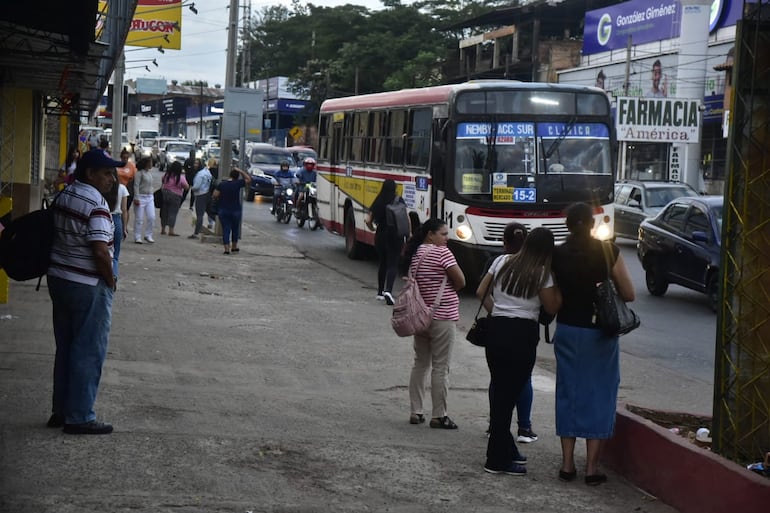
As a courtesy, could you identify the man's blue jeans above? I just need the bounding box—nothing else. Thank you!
[48,275,113,424]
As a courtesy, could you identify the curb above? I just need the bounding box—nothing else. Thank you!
[603,403,770,512]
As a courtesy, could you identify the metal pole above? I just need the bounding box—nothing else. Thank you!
[220,0,240,178]
[112,51,125,153]
[623,36,631,96]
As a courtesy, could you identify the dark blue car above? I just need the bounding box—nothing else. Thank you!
[637,195,723,311]
[246,143,297,200]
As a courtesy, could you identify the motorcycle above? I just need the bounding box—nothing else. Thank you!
[273,183,294,224]
[294,182,321,230]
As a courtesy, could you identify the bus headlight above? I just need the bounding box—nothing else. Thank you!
[594,222,612,241]
[456,224,473,241]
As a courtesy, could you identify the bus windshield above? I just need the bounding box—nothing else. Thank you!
[453,121,612,203]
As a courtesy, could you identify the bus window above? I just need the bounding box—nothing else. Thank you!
[406,108,431,168]
[577,94,610,116]
[543,138,611,175]
[350,112,367,162]
[342,113,354,162]
[318,115,330,160]
[368,111,385,164]
[384,110,407,165]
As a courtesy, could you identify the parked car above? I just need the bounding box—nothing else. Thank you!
[614,181,699,239]
[637,195,723,311]
[246,143,297,200]
[160,140,196,171]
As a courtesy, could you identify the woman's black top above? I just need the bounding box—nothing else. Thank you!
[370,194,399,244]
[552,236,619,328]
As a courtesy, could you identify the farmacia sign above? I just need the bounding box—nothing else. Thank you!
[616,97,701,143]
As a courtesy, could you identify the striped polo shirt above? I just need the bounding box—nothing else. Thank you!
[48,181,114,286]
[410,244,461,321]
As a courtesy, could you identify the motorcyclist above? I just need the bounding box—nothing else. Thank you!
[295,157,317,210]
[271,160,295,215]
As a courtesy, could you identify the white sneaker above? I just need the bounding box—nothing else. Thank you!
[383,292,395,305]
[134,239,143,244]
[144,237,155,243]
[376,294,385,301]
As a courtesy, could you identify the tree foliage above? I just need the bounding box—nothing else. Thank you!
[240,2,488,114]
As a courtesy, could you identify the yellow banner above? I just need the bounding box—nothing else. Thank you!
[126,0,182,50]
[319,172,402,209]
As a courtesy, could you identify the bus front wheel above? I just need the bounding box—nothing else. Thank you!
[344,208,364,260]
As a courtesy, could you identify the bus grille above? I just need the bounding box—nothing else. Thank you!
[483,221,569,243]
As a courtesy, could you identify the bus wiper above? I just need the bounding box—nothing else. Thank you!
[544,116,577,159]
[485,117,498,172]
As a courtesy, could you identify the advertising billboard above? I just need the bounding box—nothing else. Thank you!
[583,0,680,56]
[616,97,701,143]
[127,0,182,50]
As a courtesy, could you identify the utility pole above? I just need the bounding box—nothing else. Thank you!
[112,51,125,151]
[239,0,251,87]
[220,0,240,178]
[623,36,631,96]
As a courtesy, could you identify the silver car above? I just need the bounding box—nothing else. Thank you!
[160,141,196,171]
[614,181,699,240]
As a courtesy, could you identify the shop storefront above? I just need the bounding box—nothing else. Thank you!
[557,0,743,194]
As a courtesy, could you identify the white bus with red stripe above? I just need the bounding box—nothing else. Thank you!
[316,81,616,280]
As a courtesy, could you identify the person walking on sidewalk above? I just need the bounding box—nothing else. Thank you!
[400,218,465,430]
[188,159,211,239]
[159,161,189,236]
[476,227,561,476]
[132,156,155,243]
[551,202,635,485]
[365,179,406,305]
[211,165,250,254]
[46,149,121,435]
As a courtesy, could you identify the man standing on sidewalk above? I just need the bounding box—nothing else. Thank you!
[46,149,122,435]
[189,158,212,238]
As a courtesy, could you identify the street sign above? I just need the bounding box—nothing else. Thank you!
[289,126,303,139]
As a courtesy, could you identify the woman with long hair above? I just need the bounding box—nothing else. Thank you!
[401,218,465,429]
[481,223,541,444]
[103,170,128,280]
[476,227,561,475]
[159,161,189,236]
[365,179,405,304]
[132,156,155,244]
[551,202,634,485]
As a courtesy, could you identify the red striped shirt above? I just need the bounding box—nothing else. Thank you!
[410,244,460,321]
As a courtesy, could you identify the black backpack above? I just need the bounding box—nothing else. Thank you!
[385,196,410,240]
[0,204,55,289]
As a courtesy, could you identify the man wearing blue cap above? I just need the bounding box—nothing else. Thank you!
[46,149,123,435]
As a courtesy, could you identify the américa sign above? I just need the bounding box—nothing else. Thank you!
[616,97,701,143]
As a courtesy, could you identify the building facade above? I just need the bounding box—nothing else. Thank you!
[557,0,742,194]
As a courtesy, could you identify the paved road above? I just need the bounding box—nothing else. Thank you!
[242,198,717,415]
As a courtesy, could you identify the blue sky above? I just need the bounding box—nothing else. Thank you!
[123,1,389,86]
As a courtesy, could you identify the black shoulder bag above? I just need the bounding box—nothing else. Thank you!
[466,280,493,347]
[595,246,640,337]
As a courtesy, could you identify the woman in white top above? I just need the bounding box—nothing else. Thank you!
[476,227,561,476]
[104,171,129,280]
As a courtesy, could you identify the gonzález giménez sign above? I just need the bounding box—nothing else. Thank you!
[616,97,701,143]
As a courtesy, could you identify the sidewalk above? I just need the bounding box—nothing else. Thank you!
[0,208,677,513]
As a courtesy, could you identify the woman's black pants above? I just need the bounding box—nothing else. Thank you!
[484,316,539,469]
